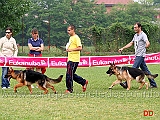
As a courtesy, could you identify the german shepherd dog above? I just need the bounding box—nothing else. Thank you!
[106,63,158,90]
[5,68,63,94]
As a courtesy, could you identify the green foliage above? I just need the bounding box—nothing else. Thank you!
[2,0,160,54]
[141,23,160,52]
[89,25,106,52]
[106,23,134,52]
[16,0,107,47]
[0,0,31,34]
[87,1,160,53]
[89,22,160,53]
[106,2,158,26]
[88,23,133,52]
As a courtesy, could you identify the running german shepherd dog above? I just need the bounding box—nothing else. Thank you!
[5,68,63,94]
[106,63,158,90]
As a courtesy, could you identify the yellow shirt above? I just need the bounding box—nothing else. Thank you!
[68,35,82,62]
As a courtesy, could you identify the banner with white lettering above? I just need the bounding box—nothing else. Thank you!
[5,57,48,67]
[130,53,160,64]
[90,55,130,66]
[49,57,89,67]
[0,52,160,67]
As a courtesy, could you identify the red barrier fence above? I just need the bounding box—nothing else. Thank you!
[1,52,160,68]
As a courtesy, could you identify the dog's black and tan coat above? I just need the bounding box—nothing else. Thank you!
[5,68,63,94]
[106,63,158,90]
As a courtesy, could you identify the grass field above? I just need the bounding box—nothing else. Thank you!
[0,65,160,120]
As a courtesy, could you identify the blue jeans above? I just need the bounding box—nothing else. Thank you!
[66,61,86,92]
[132,56,157,87]
[1,67,10,88]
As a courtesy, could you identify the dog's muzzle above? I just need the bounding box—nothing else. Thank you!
[106,69,115,76]
[106,71,113,76]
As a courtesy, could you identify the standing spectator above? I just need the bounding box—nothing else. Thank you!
[27,28,46,74]
[65,25,88,93]
[118,22,157,88]
[0,27,18,89]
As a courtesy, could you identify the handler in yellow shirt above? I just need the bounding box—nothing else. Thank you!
[65,25,88,93]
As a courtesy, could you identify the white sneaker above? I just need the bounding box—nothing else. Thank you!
[2,87,7,89]
[8,87,10,89]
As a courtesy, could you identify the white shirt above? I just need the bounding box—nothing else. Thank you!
[0,36,18,57]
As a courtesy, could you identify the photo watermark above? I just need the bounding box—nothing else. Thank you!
[1,89,160,99]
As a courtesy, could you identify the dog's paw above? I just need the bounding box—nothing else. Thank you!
[109,87,112,89]
[138,87,142,90]
[14,90,17,93]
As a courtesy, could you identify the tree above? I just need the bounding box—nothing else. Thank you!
[89,1,160,53]
[15,0,108,47]
[0,0,31,33]
[106,2,158,26]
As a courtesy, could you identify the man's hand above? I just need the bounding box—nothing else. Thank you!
[66,49,72,52]
[118,48,123,53]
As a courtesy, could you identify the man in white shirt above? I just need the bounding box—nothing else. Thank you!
[118,22,157,88]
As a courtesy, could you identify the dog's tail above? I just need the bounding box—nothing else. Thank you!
[47,75,63,84]
[144,72,158,79]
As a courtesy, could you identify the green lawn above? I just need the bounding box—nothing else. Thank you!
[0,65,160,120]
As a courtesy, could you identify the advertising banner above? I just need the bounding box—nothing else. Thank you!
[1,52,160,68]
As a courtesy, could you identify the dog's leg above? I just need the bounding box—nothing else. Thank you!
[137,77,148,90]
[126,79,131,90]
[14,83,25,93]
[109,80,121,89]
[46,83,56,94]
[37,85,48,94]
[145,82,149,90]
[138,82,145,90]
[27,85,33,94]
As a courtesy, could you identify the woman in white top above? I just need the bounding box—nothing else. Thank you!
[0,27,18,89]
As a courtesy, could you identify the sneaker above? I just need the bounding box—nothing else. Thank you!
[7,87,10,89]
[2,87,7,89]
[64,90,71,94]
[82,80,88,92]
[120,83,127,89]
[150,86,157,88]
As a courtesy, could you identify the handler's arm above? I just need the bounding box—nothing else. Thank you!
[118,41,133,53]
[28,43,40,51]
[146,40,150,48]
[35,44,44,51]
[66,46,82,52]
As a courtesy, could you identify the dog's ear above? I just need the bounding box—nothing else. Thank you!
[112,62,115,66]
[9,67,13,72]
